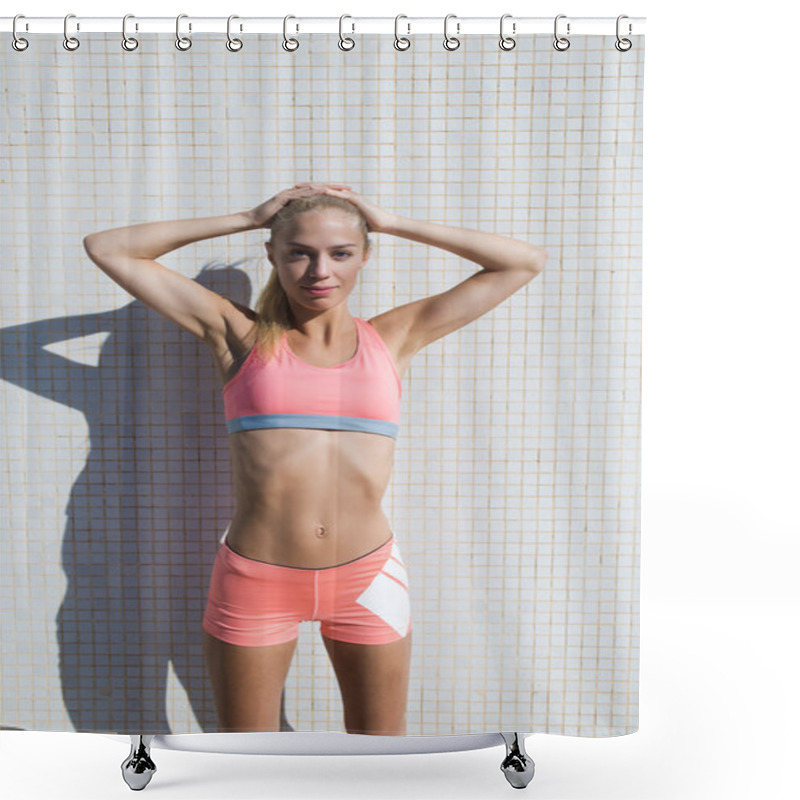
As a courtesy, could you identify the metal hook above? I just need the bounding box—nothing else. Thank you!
[499,13,516,51]
[282,15,299,51]
[394,14,411,51]
[121,14,139,52]
[338,14,355,51]
[443,13,460,51]
[615,14,632,52]
[553,14,570,51]
[63,13,80,51]
[175,13,192,51]
[226,14,243,52]
[12,14,29,51]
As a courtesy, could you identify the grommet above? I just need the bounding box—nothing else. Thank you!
[553,14,570,51]
[499,14,516,51]
[282,15,299,51]
[63,13,80,51]
[615,14,633,52]
[12,14,29,52]
[394,14,411,51]
[226,14,243,52]
[121,14,139,52]
[443,14,460,51]
[175,13,192,51]
[338,14,355,51]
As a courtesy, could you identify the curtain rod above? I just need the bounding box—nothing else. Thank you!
[1,16,646,37]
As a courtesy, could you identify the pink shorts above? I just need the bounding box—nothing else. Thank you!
[202,534,412,647]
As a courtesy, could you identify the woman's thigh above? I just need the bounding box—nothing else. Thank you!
[322,632,412,735]
[203,631,297,732]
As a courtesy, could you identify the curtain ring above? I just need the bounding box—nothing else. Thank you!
[499,13,516,51]
[615,14,632,52]
[553,14,570,51]
[282,15,299,51]
[394,14,411,51]
[339,15,355,51]
[443,14,460,51]
[175,13,192,51]
[63,13,80,51]
[226,15,243,52]
[121,14,139,52]
[12,14,29,52]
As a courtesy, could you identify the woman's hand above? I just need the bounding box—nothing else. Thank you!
[315,185,397,234]
[246,183,353,229]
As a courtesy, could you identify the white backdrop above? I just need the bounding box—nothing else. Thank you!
[1,0,799,798]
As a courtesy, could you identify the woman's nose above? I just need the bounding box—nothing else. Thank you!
[308,256,332,276]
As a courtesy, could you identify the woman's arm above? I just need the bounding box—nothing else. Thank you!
[83,185,336,342]
[83,211,257,263]
[83,211,258,342]
[381,215,547,274]
[318,183,546,273]
[320,185,547,357]
[83,183,351,261]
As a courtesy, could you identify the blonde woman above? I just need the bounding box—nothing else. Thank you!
[83,182,546,735]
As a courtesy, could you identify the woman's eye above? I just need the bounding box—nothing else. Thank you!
[290,249,308,258]
[334,251,352,259]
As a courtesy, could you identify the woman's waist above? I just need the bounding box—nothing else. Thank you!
[225,507,394,568]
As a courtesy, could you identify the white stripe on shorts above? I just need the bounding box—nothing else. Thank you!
[355,544,411,637]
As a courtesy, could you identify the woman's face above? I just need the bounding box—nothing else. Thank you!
[266,210,369,310]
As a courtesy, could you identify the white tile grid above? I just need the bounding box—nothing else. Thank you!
[0,32,642,736]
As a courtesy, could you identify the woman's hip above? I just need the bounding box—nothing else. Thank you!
[223,509,395,569]
[202,530,412,647]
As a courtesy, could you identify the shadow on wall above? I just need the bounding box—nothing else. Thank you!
[0,260,290,734]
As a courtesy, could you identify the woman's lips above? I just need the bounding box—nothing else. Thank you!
[303,286,336,296]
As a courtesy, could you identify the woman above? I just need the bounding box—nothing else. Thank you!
[83,182,547,736]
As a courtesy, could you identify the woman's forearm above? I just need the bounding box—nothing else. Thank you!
[382,215,547,273]
[83,210,259,260]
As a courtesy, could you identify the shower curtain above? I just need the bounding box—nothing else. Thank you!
[0,28,643,738]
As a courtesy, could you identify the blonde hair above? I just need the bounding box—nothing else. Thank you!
[252,194,371,360]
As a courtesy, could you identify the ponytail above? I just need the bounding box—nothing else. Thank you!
[252,267,294,361]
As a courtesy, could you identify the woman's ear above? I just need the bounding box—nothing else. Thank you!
[265,241,275,266]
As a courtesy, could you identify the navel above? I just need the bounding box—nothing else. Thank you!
[315,525,327,538]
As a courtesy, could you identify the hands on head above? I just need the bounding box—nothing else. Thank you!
[248,183,395,233]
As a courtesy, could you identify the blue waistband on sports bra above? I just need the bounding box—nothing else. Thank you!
[226,413,399,439]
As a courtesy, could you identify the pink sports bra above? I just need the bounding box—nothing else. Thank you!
[222,317,402,439]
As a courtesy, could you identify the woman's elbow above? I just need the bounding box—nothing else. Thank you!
[83,233,99,256]
[83,233,111,263]
[526,246,548,274]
